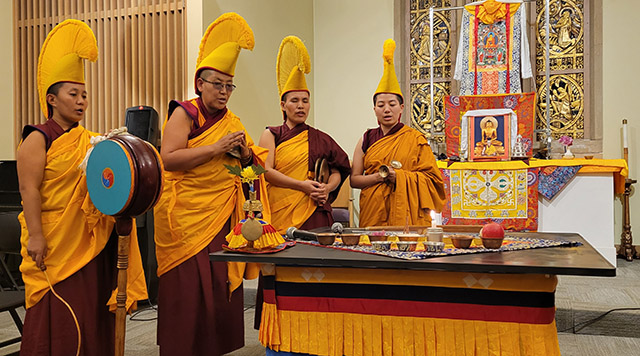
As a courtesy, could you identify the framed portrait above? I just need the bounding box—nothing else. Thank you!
[468,114,510,161]
[459,108,517,162]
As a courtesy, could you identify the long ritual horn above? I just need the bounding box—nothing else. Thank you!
[86,132,163,356]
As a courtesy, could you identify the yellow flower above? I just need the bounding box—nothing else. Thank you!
[240,166,259,184]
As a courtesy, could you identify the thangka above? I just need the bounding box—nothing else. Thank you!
[444,92,535,157]
[454,0,532,95]
[441,167,539,231]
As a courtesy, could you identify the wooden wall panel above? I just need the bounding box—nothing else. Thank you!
[13,0,186,141]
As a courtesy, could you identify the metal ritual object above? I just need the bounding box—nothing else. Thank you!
[314,158,330,184]
[86,133,163,356]
[379,160,402,178]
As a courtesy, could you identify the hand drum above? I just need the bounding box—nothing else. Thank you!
[86,134,163,217]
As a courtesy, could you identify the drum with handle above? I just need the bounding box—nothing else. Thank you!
[86,133,163,356]
[86,134,163,217]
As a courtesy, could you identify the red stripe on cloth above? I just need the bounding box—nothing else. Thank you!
[263,289,276,304]
[473,6,480,95]
[505,4,511,93]
[275,296,556,325]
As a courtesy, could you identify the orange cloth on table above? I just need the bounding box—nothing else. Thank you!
[359,125,445,227]
[267,130,318,234]
[18,125,148,311]
[154,104,267,292]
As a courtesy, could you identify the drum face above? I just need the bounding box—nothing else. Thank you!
[87,140,135,215]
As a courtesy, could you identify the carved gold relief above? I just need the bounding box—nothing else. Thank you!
[536,0,584,69]
[410,10,452,80]
[536,73,584,139]
[411,82,449,142]
[535,0,586,141]
[410,0,451,138]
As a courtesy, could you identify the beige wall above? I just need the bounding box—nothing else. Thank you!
[602,0,640,249]
[313,0,395,156]
[1,1,14,159]
[201,0,314,143]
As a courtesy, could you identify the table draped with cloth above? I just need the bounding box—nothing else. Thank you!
[212,232,614,356]
[437,158,628,231]
[260,266,559,356]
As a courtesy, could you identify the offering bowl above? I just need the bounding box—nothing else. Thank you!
[425,241,445,252]
[316,233,335,245]
[371,241,391,251]
[451,235,474,249]
[396,233,422,242]
[396,241,418,252]
[340,234,360,246]
[481,237,504,249]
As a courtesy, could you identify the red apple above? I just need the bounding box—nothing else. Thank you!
[480,222,504,239]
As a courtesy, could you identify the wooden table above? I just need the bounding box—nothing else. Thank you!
[211,232,614,356]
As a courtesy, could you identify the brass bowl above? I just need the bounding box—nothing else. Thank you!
[481,237,504,249]
[341,234,360,246]
[368,235,387,242]
[371,241,391,251]
[396,241,418,252]
[425,241,445,252]
[397,233,422,242]
[316,233,336,245]
[451,235,473,249]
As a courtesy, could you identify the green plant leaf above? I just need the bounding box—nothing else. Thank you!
[224,164,242,176]
[251,164,267,175]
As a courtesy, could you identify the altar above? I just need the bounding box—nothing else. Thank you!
[211,231,614,356]
[436,159,627,266]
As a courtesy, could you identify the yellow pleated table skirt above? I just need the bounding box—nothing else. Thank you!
[260,266,560,356]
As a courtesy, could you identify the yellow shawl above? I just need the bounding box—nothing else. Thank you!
[18,125,147,311]
[154,108,267,290]
[268,130,318,234]
[359,125,445,227]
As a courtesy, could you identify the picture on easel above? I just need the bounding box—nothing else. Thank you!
[468,114,510,161]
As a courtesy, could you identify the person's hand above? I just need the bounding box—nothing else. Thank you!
[211,131,245,156]
[237,133,252,162]
[384,167,396,184]
[310,183,329,205]
[27,233,47,270]
[299,180,323,197]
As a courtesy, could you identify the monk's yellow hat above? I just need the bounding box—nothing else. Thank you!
[195,13,254,95]
[374,39,403,101]
[276,36,311,99]
[37,19,98,118]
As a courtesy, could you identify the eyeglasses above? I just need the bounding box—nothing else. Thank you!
[200,77,236,92]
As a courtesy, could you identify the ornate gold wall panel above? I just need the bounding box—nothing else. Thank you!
[409,0,451,138]
[410,6,452,80]
[410,82,450,142]
[535,73,584,139]
[535,0,586,139]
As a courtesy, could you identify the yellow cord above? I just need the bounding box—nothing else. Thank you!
[43,269,81,356]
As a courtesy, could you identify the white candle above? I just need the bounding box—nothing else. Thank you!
[430,210,437,228]
[623,119,628,149]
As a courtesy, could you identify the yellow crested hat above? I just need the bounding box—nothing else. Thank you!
[195,13,254,94]
[374,39,403,101]
[276,36,311,99]
[37,19,98,118]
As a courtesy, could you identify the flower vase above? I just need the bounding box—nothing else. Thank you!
[563,146,574,159]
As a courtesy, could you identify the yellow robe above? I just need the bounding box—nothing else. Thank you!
[154,108,268,291]
[359,125,446,227]
[18,125,148,311]
[268,130,318,234]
